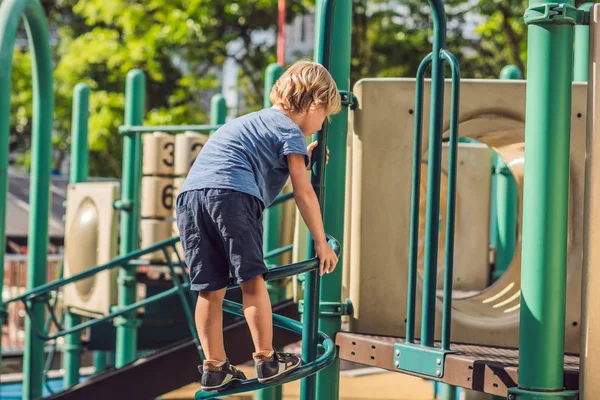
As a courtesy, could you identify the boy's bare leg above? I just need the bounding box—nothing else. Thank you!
[196,288,227,362]
[240,275,273,353]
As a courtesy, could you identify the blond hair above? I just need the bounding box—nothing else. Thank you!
[270,61,341,116]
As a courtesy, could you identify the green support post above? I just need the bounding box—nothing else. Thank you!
[210,93,227,133]
[574,3,594,82]
[310,1,352,399]
[0,1,54,398]
[256,63,285,400]
[115,70,145,368]
[63,83,90,388]
[509,1,578,398]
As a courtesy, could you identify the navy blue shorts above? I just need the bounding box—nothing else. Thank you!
[175,188,267,292]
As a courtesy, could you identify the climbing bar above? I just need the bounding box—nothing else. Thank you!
[406,52,433,344]
[118,124,223,135]
[3,237,180,305]
[440,49,460,351]
[23,284,188,341]
[194,299,336,399]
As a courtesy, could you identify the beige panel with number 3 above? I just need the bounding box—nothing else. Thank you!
[143,132,175,176]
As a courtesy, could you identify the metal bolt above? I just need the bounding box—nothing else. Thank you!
[436,358,441,365]
[396,350,400,356]
[436,369,441,377]
[395,361,400,368]
[336,306,342,312]
[508,395,515,400]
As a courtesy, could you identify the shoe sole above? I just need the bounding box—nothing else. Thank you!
[201,376,244,392]
[257,359,302,384]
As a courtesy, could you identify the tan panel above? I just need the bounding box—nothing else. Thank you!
[347,79,586,353]
[143,132,175,176]
[416,142,493,293]
[175,131,208,176]
[64,182,120,316]
[439,143,492,291]
[140,219,173,262]
[580,4,600,398]
[141,176,175,218]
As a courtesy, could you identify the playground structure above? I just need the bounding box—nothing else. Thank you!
[2,0,600,400]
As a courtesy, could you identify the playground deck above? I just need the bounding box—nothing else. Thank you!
[336,333,580,397]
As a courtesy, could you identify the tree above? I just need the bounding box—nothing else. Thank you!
[8,0,310,177]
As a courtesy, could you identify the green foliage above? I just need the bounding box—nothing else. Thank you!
[6,0,596,177]
[7,0,308,177]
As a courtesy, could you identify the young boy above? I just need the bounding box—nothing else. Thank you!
[175,61,341,391]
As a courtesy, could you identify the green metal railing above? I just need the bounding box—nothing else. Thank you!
[1,233,340,398]
[0,0,54,397]
[397,0,461,379]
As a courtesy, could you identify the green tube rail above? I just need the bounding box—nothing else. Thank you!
[300,1,337,398]
[406,53,433,344]
[119,124,223,135]
[64,82,90,388]
[440,49,460,351]
[421,0,447,347]
[0,0,55,397]
[195,300,336,399]
[398,0,460,381]
[4,234,339,375]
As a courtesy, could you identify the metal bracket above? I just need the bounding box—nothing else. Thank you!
[340,91,358,110]
[508,387,578,400]
[113,199,133,211]
[393,342,455,378]
[524,3,589,25]
[298,299,353,317]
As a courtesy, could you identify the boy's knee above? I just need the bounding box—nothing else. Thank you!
[240,275,266,294]
[198,288,226,301]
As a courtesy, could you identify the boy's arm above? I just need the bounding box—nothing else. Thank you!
[287,154,326,244]
[288,154,339,274]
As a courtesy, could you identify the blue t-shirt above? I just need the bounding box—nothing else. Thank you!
[179,107,309,207]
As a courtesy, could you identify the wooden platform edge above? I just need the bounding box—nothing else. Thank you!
[335,332,579,397]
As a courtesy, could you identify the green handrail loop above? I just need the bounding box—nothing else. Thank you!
[399,0,461,379]
[407,53,433,344]
[194,300,336,399]
[439,49,460,351]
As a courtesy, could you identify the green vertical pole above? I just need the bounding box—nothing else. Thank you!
[421,0,446,347]
[312,1,351,399]
[263,63,285,269]
[115,70,145,368]
[0,1,55,398]
[256,63,285,400]
[209,93,227,133]
[509,1,577,398]
[63,83,90,388]
[574,3,594,82]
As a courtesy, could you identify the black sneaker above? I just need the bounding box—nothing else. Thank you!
[254,351,302,383]
[199,359,247,391]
